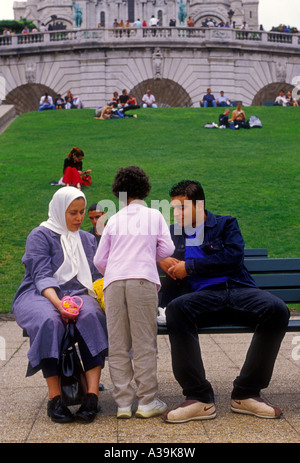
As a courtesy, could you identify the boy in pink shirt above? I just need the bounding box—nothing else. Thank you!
[94,166,175,418]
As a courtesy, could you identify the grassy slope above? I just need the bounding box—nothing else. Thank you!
[1,106,299,312]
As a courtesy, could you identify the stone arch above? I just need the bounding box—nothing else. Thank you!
[4,83,59,114]
[194,13,224,27]
[42,16,73,28]
[130,78,192,107]
[252,82,294,105]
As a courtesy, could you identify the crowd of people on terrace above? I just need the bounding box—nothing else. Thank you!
[1,19,299,36]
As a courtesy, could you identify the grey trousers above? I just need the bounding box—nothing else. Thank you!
[104,279,158,408]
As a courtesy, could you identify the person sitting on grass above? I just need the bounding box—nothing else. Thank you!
[55,94,65,110]
[62,147,92,190]
[286,90,299,107]
[128,93,137,105]
[94,166,175,420]
[12,187,108,424]
[142,89,157,108]
[274,89,288,106]
[158,180,290,424]
[108,91,120,108]
[119,88,130,107]
[94,105,139,120]
[38,93,55,111]
[218,108,238,129]
[65,90,84,109]
[229,102,249,128]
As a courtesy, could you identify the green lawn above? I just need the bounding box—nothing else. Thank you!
[1,106,300,313]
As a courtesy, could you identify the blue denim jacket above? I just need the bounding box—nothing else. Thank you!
[170,210,257,288]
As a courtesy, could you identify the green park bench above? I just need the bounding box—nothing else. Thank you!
[158,255,300,335]
[22,249,300,337]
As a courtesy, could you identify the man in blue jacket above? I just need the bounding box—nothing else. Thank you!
[159,180,290,423]
[201,88,217,107]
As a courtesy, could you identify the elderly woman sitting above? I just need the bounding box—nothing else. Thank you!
[12,187,108,423]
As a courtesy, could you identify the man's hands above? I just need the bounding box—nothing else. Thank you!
[158,257,187,280]
[168,261,188,279]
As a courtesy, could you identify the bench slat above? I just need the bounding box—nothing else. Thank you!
[262,288,300,303]
[244,248,268,258]
[157,319,300,335]
[21,251,300,338]
[24,319,300,338]
[245,258,300,273]
[253,274,300,288]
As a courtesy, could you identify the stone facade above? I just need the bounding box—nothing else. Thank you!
[13,0,259,30]
[1,28,300,114]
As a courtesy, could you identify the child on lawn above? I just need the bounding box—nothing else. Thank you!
[94,166,175,418]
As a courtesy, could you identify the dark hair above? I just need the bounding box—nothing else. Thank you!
[169,180,205,206]
[67,147,84,160]
[112,166,151,200]
[88,202,104,212]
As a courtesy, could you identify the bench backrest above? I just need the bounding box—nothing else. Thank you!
[245,258,300,303]
[244,248,268,258]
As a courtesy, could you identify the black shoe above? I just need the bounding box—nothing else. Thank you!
[47,396,74,423]
[76,393,100,423]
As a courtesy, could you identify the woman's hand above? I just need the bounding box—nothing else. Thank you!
[42,288,78,322]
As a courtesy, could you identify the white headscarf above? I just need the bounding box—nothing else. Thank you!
[40,187,96,297]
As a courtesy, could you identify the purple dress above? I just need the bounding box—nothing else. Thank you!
[12,226,108,375]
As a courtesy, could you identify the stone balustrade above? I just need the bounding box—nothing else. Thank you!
[0,27,299,52]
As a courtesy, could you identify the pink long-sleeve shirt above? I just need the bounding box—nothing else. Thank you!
[93,202,175,290]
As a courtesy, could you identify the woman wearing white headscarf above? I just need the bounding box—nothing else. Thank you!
[13,187,108,423]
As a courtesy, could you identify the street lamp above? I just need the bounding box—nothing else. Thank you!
[227,9,234,25]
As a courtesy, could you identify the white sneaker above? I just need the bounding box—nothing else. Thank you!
[157,307,166,326]
[135,398,167,418]
[117,405,132,419]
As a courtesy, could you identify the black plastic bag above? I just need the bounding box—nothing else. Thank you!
[59,322,87,406]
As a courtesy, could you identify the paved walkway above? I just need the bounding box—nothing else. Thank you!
[1,316,299,445]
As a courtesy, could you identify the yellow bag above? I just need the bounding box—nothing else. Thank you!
[93,278,105,312]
